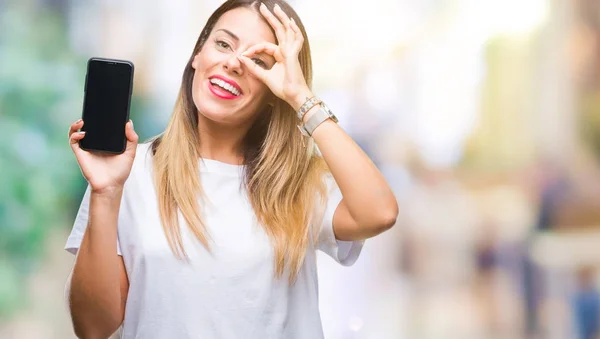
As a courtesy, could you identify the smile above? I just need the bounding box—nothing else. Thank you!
[209,78,241,96]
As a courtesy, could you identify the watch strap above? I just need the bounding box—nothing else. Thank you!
[296,97,322,120]
[298,104,337,137]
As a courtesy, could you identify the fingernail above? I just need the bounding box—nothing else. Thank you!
[274,4,280,9]
[78,131,86,135]
[76,118,82,123]
[129,119,134,127]
[260,2,265,8]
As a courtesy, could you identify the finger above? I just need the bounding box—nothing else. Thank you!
[272,5,294,46]
[69,130,86,145]
[125,120,139,143]
[68,119,84,138]
[290,18,304,52]
[285,20,295,48]
[69,130,86,156]
[124,120,139,155]
[243,42,278,58]
[259,3,285,44]
[272,4,292,28]
[238,55,268,82]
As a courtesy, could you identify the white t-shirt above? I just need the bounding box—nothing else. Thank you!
[65,142,363,339]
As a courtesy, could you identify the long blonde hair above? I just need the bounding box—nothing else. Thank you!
[150,0,329,283]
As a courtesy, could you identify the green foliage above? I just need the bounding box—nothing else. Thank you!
[0,4,150,320]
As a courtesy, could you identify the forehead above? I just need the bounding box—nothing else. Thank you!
[212,7,276,45]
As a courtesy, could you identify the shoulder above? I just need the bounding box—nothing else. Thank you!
[132,142,154,169]
[137,141,153,159]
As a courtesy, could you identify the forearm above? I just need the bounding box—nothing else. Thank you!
[313,119,398,226]
[69,188,125,338]
[291,92,398,229]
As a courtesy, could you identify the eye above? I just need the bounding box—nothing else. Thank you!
[215,40,231,50]
[252,58,267,68]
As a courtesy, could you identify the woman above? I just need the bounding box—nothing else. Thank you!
[65,0,398,338]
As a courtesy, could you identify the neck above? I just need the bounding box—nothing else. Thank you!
[197,115,252,165]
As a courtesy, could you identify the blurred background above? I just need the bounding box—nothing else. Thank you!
[2,0,600,338]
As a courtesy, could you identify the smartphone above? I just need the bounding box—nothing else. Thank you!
[79,57,134,154]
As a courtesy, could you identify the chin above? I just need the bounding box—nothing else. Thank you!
[193,90,261,127]
[197,108,231,124]
[196,103,243,126]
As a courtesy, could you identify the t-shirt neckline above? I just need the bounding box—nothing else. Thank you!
[199,158,245,175]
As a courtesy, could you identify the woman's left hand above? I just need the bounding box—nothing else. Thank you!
[238,3,312,111]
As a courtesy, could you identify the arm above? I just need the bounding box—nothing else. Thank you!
[292,94,399,241]
[238,3,398,241]
[66,117,137,338]
[66,189,129,339]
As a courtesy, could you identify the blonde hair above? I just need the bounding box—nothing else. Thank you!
[150,0,329,283]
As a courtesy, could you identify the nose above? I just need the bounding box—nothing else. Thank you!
[223,54,243,76]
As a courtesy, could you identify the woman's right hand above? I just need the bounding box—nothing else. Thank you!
[69,119,139,194]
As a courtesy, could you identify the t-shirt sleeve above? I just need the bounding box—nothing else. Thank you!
[316,174,364,266]
[64,184,122,256]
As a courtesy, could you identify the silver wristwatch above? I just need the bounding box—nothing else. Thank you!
[297,102,338,137]
[296,97,322,120]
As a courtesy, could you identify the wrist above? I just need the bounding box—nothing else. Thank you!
[91,186,124,200]
[302,104,321,124]
[289,88,314,112]
[297,101,339,137]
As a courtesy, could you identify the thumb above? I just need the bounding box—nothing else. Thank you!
[238,55,268,83]
[124,120,139,155]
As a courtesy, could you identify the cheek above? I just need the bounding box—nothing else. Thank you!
[192,48,216,74]
[248,78,271,99]
[191,57,205,92]
[191,69,202,93]
[190,69,207,111]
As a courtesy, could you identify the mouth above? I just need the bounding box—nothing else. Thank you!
[208,76,242,100]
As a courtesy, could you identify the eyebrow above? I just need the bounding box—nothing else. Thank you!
[215,29,239,41]
[214,28,275,61]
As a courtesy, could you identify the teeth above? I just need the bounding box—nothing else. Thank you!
[210,78,240,96]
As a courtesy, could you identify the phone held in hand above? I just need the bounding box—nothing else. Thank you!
[79,57,134,154]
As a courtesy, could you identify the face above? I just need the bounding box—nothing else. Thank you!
[191,7,277,127]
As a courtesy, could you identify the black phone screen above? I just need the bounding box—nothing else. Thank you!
[80,58,134,154]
